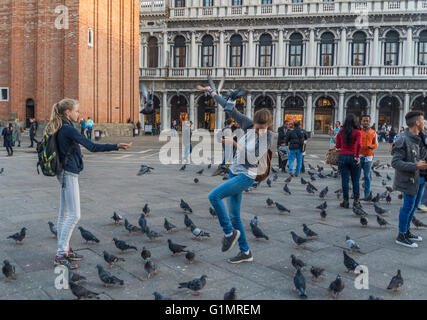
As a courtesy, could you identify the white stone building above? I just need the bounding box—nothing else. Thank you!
[140,0,427,134]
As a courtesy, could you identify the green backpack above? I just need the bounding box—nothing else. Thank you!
[36,132,72,177]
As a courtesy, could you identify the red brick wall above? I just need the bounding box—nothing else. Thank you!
[0,0,140,124]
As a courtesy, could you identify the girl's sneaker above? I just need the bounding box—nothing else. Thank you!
[54,255,79,270]
[68,248,84,261]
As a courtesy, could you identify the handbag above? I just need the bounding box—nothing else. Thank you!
[325,148,339,165]
[256,149,272,182]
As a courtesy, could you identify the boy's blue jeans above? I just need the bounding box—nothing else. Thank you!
[208,171,255,252]
[399,177,425,234]
[288,149,303,175]
[359,156,373,197]
[338,154,361,200]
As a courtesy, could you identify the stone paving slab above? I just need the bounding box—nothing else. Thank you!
[1,136,427,300]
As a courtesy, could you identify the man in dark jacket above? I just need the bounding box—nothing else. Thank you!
[285,121,305,177]
[277,120,290,172]
[28,118,37,148]
[392,110,427,248]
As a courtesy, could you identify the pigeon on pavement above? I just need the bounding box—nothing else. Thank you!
[290,231,310,249]
[2,260,16,282]
[164,218,177,233]
[310,266,324,282]
[7,227,27,244]
[124,219,141,235]
[224,287,237,300]
[96,264,124,287]
[144,259,158,279]
[293,267,307,299]
[48,221,57,238]
[329,274,344,299]
[141,247,151,260]
[345,235,361,253]
[376,215,389,228]
[184,214,196,229]
[111,212,123,225]
[250,223,269,240]
[387,270,403,292]
[343,250,359,272]
[178,275,207,296]
[69,281,100,300]
[302,224,318,238]
[113,238,137,253]
[168,239,188,256]
[78,227,100,244]
[275,202,291,214]
[185,251,198,264]
[103,251,125,268]
[180,199,193,213]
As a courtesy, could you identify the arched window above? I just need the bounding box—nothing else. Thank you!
[232,0,242,5]
[203,0,214,6]
[320,32,334,66]
[261,0,272,4]
[352,31,367,66]
[229,34,243,67]
[289,33,303,67]
[201,35,214,67]
[418,30,427,65]
[259,33,272,67]
[175,0,185,7]
[147,37,159,68]
[174,36,186,68]
[384,30,399,66]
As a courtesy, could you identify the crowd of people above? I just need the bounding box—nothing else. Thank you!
[1,117,38,156]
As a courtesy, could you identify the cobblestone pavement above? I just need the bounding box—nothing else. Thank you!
[0,134,426,300]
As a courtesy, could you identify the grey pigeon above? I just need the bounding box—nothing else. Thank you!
[96,264,124,287]
[209,207,217,217]
[316,201,327,210]
[353,206,368,217]
[180,199,193,213]
[266,178,272,188]
[291,231,309,249]
[224,287,236,300]
[283,184,291,195]
[343,250,359,272]
[345,235,361,253]
[387,269,403,292]
[412,216,427,229]
[144,259,158,279]
[308,182,318,191]
[376,215,388,228]
[179,164,186,171]
[111,212,123,225]
[291,254,305,271]
[164,218,177,233]
[386,193,392,204]
[140,81,155,115]
[302,224,317,238]
[250,216,258,227]
[7,227,26,244]
[310,266,324,282]
[2,260,16,282]
[69,281,99,300]
[153,291,171,300]
[266,198,274,207]
[374,204,388,215]
[196,168,204,175]
[78,227,99,243]
[306,184,315,194]
[113,238,137,252]
[275,202,291,214]
[301,177,308,185]
[191,225,210,239]
[360,216,368,228]
[103,250,125,268]
[137,165,154,175]
[329,274,344,299]
[194,178,199,184]
[141,247,151,260]
[138,214,147,232]
[319,186,329,199]
[293,267,307,299]
[69,269,86,283]
[145,227,163,241]
[178,275,207,296]
[168,239,188,255]
[124,219,141,235]
[48,221,57,238]
[184,214,195,229]
[185,251,197,264]
[285,176,292,183]
[250,223,269,240]
[320,209,327,220]
[142,203,151,216]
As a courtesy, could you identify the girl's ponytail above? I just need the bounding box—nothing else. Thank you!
[45,99,78,135]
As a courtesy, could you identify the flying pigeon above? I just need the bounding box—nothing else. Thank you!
[78,227,100,244]
[180,199,193,213]
[329,274,344,299]
[48,221,57,238]
[345,235,361,253]
[224,287,237,300]
[293,267,307,299]
[168,239,188,256]
[2,260,16,282]
[103,251,125,269]
[7,227,27,244]
[387,269,403,292]
[113,238,137,252]
[178,275,208,296]
[96,264,124,287]
[111,212,123,225]
[140,81,155,115]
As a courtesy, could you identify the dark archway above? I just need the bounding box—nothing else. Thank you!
[315,96,335,134]
[284,95,304,126]
[144,96,161,129]
[412,95,427,115]
[254,95,274,113]
[379,96,400,130]
[197,95,216,131]
[346,95,368,123]
[171,95,188,131]
[26,99,35,128]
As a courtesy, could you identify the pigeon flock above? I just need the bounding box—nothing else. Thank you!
[2,147,426,300]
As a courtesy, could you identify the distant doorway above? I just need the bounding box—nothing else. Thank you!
[26,99,35,128]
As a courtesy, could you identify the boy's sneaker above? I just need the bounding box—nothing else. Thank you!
[68,248,84,261]
[221,229,240,252]
[405,229,423,242]
[395,233,418,248]
[228,251,253,264]
[418,204,427,213]
[363,193,372,201]
[340,200,349,209]
[54,255,79,270]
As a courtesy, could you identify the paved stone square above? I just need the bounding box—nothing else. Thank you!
[0,134,426,300]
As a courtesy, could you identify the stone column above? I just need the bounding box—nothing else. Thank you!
[405,27,413,76]
[246,94,252,118]
[308,28,315,76]
[162,92,170,131]
[248,29,254,77]
[339,28,347,76]
[275,94,282,131]
[372,27,379,76]
[338,92,345,123]
[189,93,195,129]
[402,93,410,127]
[306,93,313,134]
[163,31,168,68]
[370,94,377,127]
[191,31,197,68]
[278,29,284,66]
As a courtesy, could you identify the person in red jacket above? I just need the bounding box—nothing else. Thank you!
[335,113,362,209]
